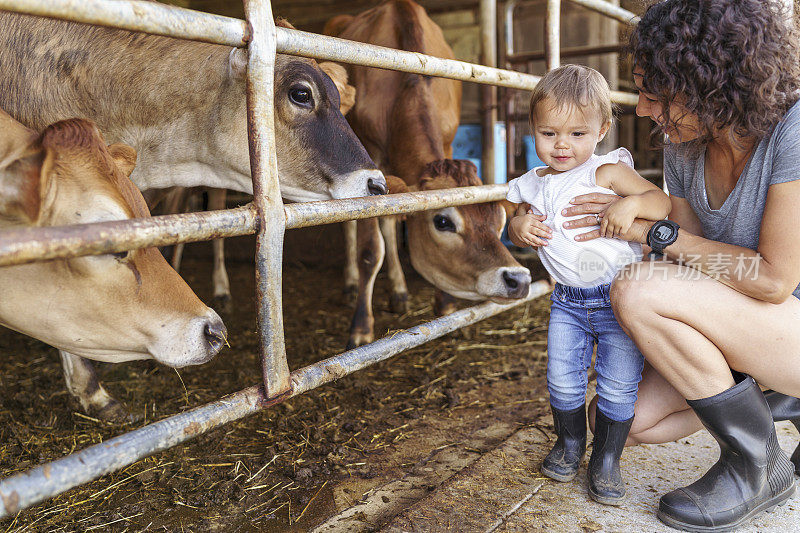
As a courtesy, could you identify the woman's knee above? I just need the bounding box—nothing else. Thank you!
[610,263,675,328]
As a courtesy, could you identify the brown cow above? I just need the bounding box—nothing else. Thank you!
[0,110,226,420]
[325,0,531,348]
[152,60,359,309]
[0,11,385,201]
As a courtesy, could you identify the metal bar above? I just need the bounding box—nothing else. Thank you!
[284,185,509,229]
[276,26,544,92]
[0,281,551,519]
[0,206,257,267]
[566,0,640,25]
[291,281,552,394]
[0,187,510,267]
[276,29,637,106]
[508,44,625,63]
[545,0,561,71]
[0,0,248,46]
[505,0,519,57]
[0,1,638,105]
[244,0,291,399]
[480,0,498,184]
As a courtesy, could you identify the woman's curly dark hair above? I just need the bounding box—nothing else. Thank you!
[630,0,800,143]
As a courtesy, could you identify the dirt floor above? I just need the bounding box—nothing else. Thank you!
[0,224,555,532]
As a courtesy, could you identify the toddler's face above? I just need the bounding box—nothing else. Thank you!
[531,98,610,173]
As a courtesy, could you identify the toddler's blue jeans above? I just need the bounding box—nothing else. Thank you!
[547,282,644,421]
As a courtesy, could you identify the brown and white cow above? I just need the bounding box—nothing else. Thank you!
[150,60,360,309]
[325,0,531,348]
[0,110,226,419]
[0,11,386,201]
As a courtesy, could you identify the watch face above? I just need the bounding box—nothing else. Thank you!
[655,225,674,241]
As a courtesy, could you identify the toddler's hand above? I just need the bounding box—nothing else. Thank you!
[509,212,552,248]
[600,197,638,238]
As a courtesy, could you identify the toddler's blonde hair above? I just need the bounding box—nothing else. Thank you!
[528,64,614,128]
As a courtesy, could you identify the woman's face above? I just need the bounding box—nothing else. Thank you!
[633,68,702,142]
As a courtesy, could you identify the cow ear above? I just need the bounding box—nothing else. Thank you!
[499,199,518,221]
[275,17,297,30]
[323,15,354,37]
[0,113,43,223]
[108,143,137,178]
[385,175,410,220]
[386,175,409,194]
[339,83,356,115]
[228,48,248,80]
[319,62,356,115]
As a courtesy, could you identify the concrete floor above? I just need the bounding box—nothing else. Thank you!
[378,421,800,532]
[314,419,800,532]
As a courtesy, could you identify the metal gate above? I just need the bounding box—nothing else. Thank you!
[0,0,638,518]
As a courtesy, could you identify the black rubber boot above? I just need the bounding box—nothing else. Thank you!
[764,389,800,475]
[587,409,633,506]
[658,376,796,532]
[541,403,587,482]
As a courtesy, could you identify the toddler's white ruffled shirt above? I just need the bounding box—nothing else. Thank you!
[507,148,643,288]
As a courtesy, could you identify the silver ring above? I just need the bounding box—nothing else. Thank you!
[595,213,602,224]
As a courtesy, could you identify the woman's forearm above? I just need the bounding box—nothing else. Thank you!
[663,230,790,303]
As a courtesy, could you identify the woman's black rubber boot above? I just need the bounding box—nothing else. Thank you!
[587,409,633,506]
[658,375,796,532]
[764,389,800,475]
[541,403,586,482]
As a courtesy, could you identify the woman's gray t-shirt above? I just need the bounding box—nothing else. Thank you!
[664,98,800,299]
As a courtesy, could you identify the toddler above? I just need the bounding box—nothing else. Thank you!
[507,64,670,505]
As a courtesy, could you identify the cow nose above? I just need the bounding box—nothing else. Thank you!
[368,177,387,195]
[204,316,228,355]
[502,269,531,299]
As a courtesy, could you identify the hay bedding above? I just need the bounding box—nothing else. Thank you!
[0,238,551,532]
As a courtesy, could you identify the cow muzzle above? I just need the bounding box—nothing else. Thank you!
[476,267,532,300]
[150,308,228,367]
[330,169,387,199]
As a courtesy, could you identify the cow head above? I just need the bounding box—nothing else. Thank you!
[0,112,227,367]
[388,160,531,301]
[223,19,386,202]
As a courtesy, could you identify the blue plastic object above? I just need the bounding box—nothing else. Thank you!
[451,123,508,184]
[523,135,546,170]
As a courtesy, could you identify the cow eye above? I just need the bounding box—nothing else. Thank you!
[110,251,130,260]
[289,86,312,107]
[433,214,456,232]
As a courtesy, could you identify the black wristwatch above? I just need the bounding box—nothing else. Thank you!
[647,220,680,259]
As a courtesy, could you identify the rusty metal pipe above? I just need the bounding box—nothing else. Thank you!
[244,0,291,398]
[284,185,509,229]
[479,0,498,184]
[0,281,550,519]
[508,44,625,63]
[545,0,561,71]
[566,0,640,25]
[0,0,638,104]
[0,187,511,267]
[0,0,248,46]
[0,206,257,267]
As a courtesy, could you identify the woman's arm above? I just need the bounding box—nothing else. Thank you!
[573,182,800,303]
[667,195,704,235]
[666,180,800,304]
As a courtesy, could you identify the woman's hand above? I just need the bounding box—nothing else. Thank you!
[508,212,552,248]
[562,192,651,243]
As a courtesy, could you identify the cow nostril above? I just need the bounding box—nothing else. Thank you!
[368,178,387,196]
[502,271,519,290]
[204,319,228,354]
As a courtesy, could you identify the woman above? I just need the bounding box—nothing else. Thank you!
[513,0,800,530]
